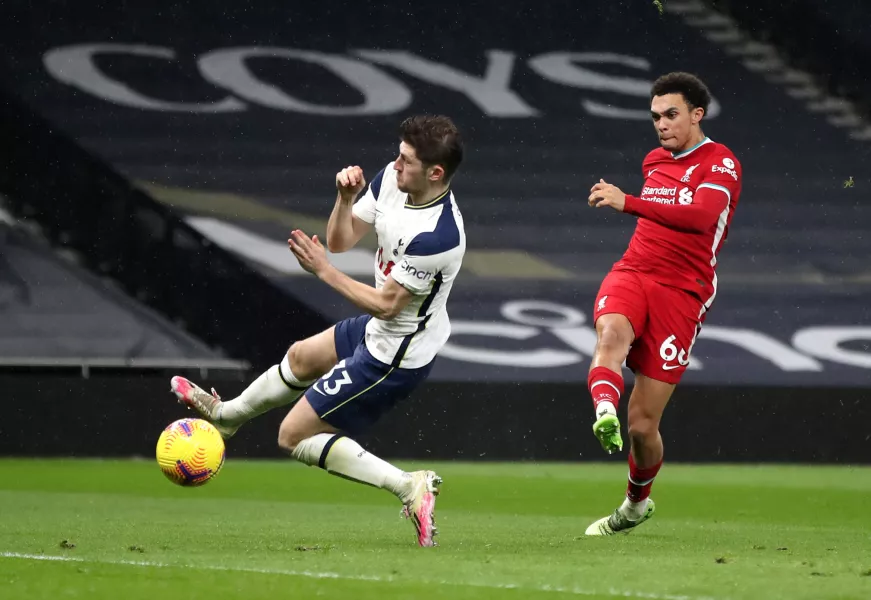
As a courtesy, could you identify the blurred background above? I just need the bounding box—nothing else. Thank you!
[1,0,869,463]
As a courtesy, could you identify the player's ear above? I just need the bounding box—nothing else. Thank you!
[428,164,445,183]
[691,106,705,125]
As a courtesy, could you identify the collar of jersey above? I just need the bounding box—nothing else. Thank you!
[671,137,712,159]
[405,188,451,210]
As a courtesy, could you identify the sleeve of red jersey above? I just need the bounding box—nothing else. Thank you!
[624,152,741,234]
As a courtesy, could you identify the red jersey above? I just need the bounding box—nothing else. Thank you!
[614,137,742,308]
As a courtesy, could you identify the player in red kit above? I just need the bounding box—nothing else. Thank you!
[584,72,742,535]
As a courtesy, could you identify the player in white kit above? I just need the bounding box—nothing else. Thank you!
[170,115,465,547]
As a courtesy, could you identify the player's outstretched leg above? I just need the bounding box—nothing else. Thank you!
[586,374,670,536]
[171,330,338,438]
[280,398,441,547]
[171,352,312,439]
[588,314,634,454]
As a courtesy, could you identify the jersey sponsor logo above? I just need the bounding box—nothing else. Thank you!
[678,187,694,205]
[400,260,434,281]
[642,185,677,196]
[641,185,678,204]
[722,157,735,169]
[641,197,675,205]
[680,163,699,183]
[711,164,738,180]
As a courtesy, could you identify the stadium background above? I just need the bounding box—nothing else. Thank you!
[2,0,868,463]
[2,2,871,599]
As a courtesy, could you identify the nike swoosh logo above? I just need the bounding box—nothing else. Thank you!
[647,168,658,177]
[661,364,681,371]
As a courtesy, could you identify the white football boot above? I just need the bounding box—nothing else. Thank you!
[400,470,442,547]
[585,499,656,536]
[170,376,239,439]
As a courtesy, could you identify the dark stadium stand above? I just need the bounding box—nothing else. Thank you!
[0,209,232,365]
[0,85,330,371]
[0,0,868,461]
[709,0,871,118]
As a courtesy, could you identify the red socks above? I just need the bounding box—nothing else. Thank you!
[627,453,662,502]
[587,366,624,411]
[589,367,661,504]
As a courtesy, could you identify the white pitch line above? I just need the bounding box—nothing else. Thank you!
[0,551,722,600]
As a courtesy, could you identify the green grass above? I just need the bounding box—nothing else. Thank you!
[1,459,870,600]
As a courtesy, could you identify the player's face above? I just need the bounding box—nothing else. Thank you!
[394,142,445,194]
[394,142,427,193]
[650,94,703,152]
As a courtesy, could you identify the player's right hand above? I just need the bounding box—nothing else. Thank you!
[588,179,626,212]
[336,166,366,199]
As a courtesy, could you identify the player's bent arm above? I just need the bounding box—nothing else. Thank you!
[623,185,730,233]
[318,266,413,321]
[326,193,372,253]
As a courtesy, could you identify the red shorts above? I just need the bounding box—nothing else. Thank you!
[594,269,706,384]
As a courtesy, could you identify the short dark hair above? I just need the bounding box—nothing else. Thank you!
[399,115,464,181]
[650,72,712,114]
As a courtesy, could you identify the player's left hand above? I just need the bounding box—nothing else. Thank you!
[288,229,330,276]
[588,179,626,212]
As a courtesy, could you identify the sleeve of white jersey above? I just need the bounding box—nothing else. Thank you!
[390,252,444,295]
[351,166,387,224]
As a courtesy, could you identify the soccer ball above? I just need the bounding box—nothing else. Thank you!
[156,418,226,486]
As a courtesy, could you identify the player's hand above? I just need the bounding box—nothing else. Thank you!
[588,179,626,212]
[288,229,330,276]
[336,166,366,201]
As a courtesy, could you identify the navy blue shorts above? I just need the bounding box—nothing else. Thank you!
[306,314,434,436]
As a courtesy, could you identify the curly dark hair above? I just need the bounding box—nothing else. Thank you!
[399,115,464,181]
[650,72,712,114]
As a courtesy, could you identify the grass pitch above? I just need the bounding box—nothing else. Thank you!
[0,459,869,600]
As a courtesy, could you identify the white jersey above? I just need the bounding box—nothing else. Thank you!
[351,163,465,369]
